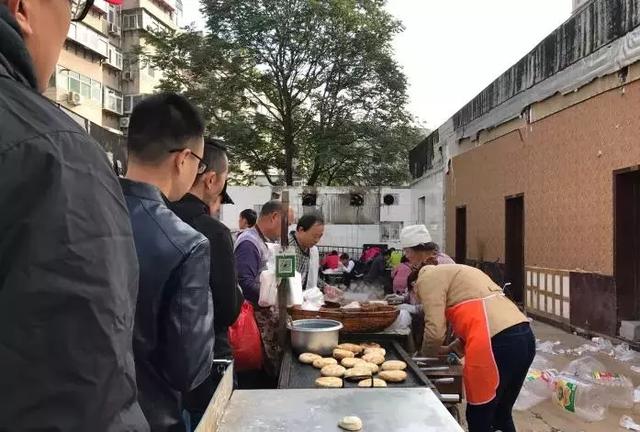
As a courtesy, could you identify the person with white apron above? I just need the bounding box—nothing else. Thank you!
[401,225,534,432]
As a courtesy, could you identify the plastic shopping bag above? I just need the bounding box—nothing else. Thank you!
[258,269,278,307]
[228,301,263,371]
[287,272,304,306]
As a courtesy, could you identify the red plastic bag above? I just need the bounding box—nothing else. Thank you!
[228,301,263,371]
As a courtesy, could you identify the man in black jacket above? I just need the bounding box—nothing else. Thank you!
[121,93,214,432]
[170,139,244,428]
[0,1,148,430]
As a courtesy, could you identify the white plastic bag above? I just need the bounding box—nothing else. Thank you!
[258,269,278,307]
[615,343,640,362]
[301,287,324,311]
[536,340,561,355]
[265,243,280,270]
[384,309,412,333]
[621,415,640,431]
[287,271,304,306]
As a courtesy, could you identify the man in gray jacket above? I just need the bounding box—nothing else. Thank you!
[0,1,147,430]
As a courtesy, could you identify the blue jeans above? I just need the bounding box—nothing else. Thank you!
[466,322,535,432]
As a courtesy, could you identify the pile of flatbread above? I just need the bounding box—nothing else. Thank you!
[298,342,408,388]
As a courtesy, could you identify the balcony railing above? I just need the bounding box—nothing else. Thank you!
[67,22,108,58]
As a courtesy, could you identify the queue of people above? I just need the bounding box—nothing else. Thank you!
[0,1,532,430]
[1,1,149,430]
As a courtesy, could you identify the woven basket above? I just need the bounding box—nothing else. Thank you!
[288,305,400,333]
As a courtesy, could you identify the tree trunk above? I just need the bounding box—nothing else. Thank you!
[306,155,322,186]
[283,104,295,185]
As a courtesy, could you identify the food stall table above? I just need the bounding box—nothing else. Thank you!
[216,387,463,432]
[279,339,429,389]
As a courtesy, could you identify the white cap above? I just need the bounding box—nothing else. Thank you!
[400,225,432,249]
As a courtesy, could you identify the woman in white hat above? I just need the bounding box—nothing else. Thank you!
[399,224,440,268]
[400,226,534,432]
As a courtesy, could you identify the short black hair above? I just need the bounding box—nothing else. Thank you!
[199,138,228,176]
[260,200,283,217]
[240,209,257,227]
[297,213,324,231]
[340,253,350,260]
[127,92,205,163]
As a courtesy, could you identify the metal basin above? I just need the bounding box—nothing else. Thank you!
[289,319,343,355]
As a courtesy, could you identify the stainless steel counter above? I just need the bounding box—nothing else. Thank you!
[217,387,463,432]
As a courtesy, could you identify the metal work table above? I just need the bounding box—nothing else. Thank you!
[279,339,433,390]
[216,388,463,432]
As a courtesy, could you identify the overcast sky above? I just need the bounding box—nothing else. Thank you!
[182,0,572,129]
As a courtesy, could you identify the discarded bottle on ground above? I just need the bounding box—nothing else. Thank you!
[562,356,634,409]
[553,374,608,422]
[514,354,556,411]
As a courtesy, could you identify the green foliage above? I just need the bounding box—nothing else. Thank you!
[141,0,423,185]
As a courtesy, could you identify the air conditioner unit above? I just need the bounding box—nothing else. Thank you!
[108,23,121,35]
[67,91,82,106]
[122,71,133,81]
[119,117,130,128]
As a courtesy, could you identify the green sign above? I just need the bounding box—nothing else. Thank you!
[276,253,296,278]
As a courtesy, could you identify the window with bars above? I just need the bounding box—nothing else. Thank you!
[107,4,119,25]
[57,67,102,103]
[122,12,142,30]
[380,222,403,242]
[104,87,123,114]
[67,22,108,57]
[107,45,123,69]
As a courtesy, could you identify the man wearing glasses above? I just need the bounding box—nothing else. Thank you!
[120,92,214,432]
[0,0,147,431]
[170,139,244,430]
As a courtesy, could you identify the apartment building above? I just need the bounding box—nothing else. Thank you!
[45,0,182,167]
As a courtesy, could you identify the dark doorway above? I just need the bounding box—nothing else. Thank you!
[615,169,640,322]
[455,206,467,264]
[505,195,525,304]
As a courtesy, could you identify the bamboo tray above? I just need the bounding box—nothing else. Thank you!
[288,304,399,333]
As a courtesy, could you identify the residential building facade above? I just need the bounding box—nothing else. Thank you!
[44,0,182,168]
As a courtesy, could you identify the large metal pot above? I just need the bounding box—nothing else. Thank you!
[289,319,343,355]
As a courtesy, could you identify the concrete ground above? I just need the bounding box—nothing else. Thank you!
[509,321,639,432]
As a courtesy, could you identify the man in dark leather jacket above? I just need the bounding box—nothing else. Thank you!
[170,139,244,428]
[0,1,148,430]
[121,93,214,432]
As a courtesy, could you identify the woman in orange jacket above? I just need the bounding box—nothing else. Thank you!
[401,225,534,432]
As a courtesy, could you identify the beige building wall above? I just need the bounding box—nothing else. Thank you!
[53,47,104,125]
[445,72,640,276]
[122,0,178,28]
[83,9,109,35]
[103,67,121,90]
